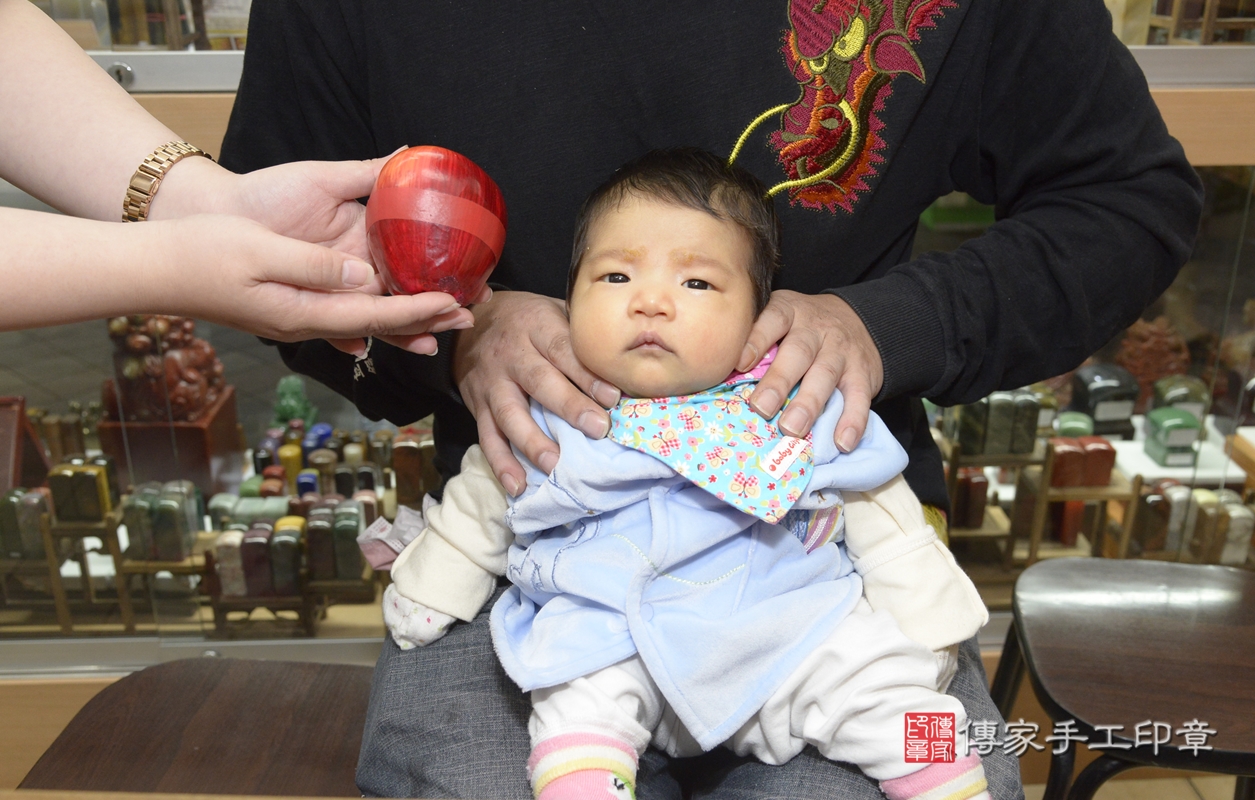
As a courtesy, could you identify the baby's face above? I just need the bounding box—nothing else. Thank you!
[568,194,757,398]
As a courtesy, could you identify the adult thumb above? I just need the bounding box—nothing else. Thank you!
[315,156,386,202]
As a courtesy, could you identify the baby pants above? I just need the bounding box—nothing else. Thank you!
[526,600,988,799]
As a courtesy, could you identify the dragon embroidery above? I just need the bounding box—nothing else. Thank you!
[730,0,956,213]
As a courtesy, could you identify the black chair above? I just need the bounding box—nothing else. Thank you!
[990,558,1255,800]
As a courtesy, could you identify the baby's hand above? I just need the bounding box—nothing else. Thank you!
[382,584,457,649]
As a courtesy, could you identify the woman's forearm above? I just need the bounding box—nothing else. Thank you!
[0,207,174,329]
[1,206,474,347]
[0,0,237,221]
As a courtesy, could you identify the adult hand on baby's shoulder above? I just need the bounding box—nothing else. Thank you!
[451,291,622,496]
[739,291,883,453]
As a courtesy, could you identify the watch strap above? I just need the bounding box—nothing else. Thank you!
[122,141,213,222]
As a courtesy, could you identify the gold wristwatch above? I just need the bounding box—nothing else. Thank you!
[122,141,214,222]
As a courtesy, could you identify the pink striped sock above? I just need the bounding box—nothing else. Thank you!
[880,751,990,800]
[528,731,638,800]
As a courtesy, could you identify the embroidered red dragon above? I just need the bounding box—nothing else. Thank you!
[730,0,956,213]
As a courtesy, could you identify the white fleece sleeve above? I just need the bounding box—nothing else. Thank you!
[842,474,988,654]
[382,584,458,650]
[388,445,512,623]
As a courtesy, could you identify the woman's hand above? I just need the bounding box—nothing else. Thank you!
[156,150,491,355]
[155,214,473,350]
[738,290,884,453]
[153,154,387,259]
[451,291,622,496]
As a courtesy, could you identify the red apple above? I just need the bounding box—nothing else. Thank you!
[366,146,507,304]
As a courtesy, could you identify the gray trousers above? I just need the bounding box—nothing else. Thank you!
[356,593,1025,799]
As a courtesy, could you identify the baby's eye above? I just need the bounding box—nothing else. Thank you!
[684,279,712,290]
[601,273,629,283]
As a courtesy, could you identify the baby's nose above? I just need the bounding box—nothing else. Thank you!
[632,287,674,316]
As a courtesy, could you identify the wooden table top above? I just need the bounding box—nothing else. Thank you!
[19,659,373,797]
[1016,558,1255,771]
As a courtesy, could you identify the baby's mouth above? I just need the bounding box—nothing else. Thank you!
[629,331,671,352]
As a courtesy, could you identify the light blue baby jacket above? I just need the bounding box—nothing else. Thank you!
[489,388,908,749]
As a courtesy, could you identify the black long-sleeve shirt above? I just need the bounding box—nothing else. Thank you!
[220,0,1202,509]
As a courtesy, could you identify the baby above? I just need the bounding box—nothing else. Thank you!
[385,149,991,800]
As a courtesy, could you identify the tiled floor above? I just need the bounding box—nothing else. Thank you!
[0,318,371,445]
[1025,775,1236,799]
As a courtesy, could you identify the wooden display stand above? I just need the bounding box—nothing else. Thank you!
[0,396,51,492]
[201,548,322,637]
[1009,441,1145,565]
[208,593,321,637]
[306,558,376,605]
[97,384,244,497]
[0,553,62,614]
[40,509,136,634]
[1224,430,1255,498]
[1149,0,1255,45]
[199,535,374,638]
[938,432,1047,568]
[116,528,217,621]
[941,433,1146,567]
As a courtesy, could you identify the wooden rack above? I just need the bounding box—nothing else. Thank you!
[940,435,1145,566]
[938,433,1047,568]
[1012,443,1144,564]
[41,509,135,634]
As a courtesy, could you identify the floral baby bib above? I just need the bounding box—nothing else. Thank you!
[607,357,814,524]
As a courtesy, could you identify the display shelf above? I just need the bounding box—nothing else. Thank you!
[119,529,216,575]
[938,433,1046,569]
[948,506,1011,539]
[117,529,216,621]
[1225,427,1255,495]
[1112,438,1244,489]
[985,467,1017,505]
[209,593,320,637]
[201,547,321,637]
[200,543,374,638]
[306,560,376,605]
[0,555,61,613]
[1012,532,1093,563]
[1012,443,1144,564]
[937,435,1047,469]
[1019,466,1138,502]
[43,510,135,634]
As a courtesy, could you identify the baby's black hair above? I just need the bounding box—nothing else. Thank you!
[568,148,780,315]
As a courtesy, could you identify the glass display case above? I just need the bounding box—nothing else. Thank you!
[0,314,435,648]
[29,0,1255,57]
[34,0,251,51]
[1,15,1253,674]
[909,43,1255,616]
[929,164,1253,580]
